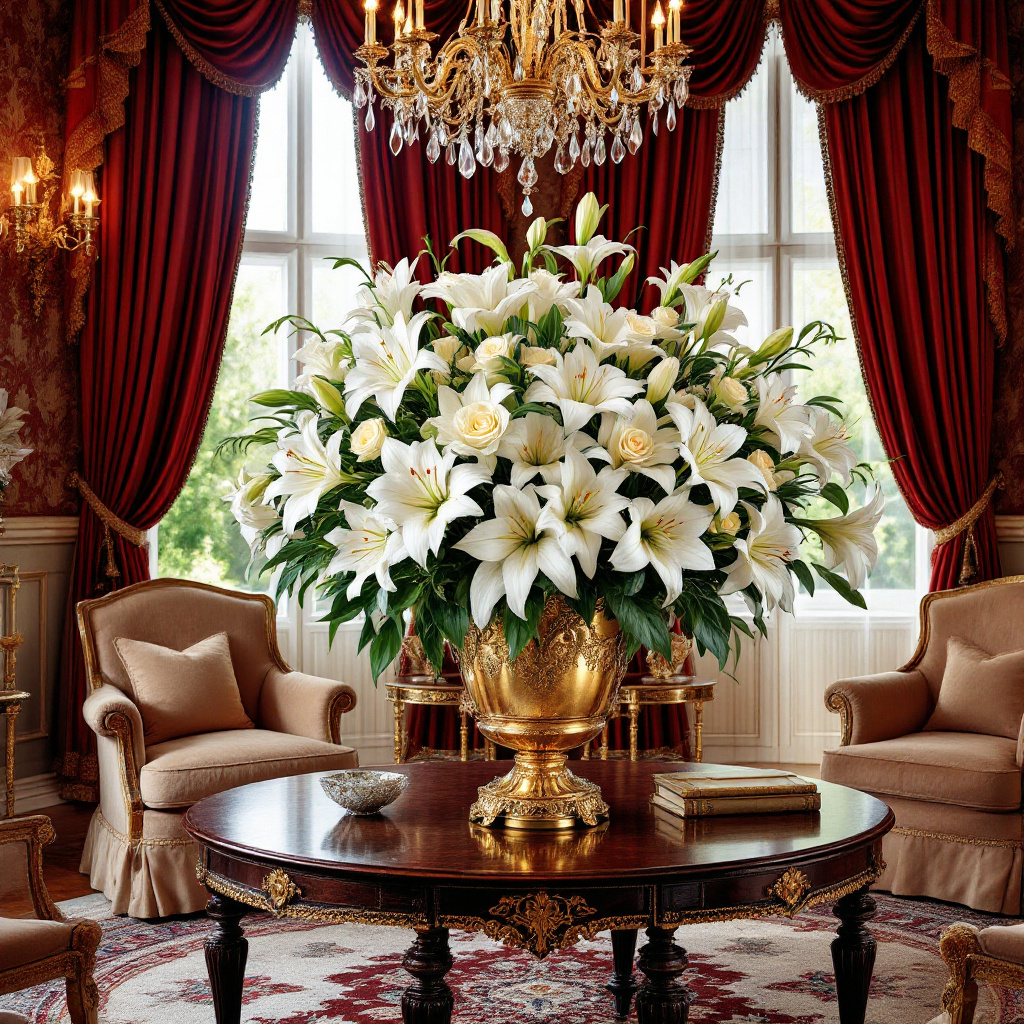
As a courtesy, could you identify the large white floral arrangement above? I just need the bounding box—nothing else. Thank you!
[227,193,883,679]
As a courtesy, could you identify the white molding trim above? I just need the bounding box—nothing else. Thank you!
[996,515,1024,543]
[4,772,64,817]
[0,516,79,545]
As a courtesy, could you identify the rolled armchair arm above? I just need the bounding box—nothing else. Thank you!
[259,666,358,744]
[0,814,61,920]
[82,684,145,840]
[825,668,931,746]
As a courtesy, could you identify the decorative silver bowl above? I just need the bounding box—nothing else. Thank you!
[320,770,409,815]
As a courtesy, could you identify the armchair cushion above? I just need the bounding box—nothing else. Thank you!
[820,731,1021,812]
[0,918,76,971]
[924,636,1024,740]
[114,632,253,745]
[978,923,1024,964]
[139,728,357,809]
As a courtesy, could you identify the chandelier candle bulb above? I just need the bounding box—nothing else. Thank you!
[652,2,664,49]
[69,169,86,215]
[394,1,403,39]
[364,0,378,45]
[669,0,681,44]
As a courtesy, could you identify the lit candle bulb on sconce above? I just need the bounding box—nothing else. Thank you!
[10,158,31,206]
[415,0,423,30]
[81,172,98,219]
[651,1,665,50]
[69,169,86,215]
[668,0,681,44]
[364,0,378,44]
[394,1,404,39]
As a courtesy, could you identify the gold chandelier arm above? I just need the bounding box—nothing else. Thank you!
[410,36,488,109]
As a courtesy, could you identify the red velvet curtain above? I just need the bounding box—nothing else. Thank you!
[781,0,1012,590]
[58,2,294,799]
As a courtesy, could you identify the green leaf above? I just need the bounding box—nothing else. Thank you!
[357,611,378,654]
[503,594,544,662]
[812,563,867,609]
[604,591,672,662]
[789,558,815,596]
[433,598,469,652]
[249,389,320,413]
[369,616,404,683]
[510,402,562,421]
[412,603,445,678]
[820,482,850,515]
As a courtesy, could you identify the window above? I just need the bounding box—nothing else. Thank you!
[155,22,369,588]
[711,31,928,610]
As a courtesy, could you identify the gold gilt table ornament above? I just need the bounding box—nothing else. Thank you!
[0,564,26,819]
[225,190,884,839]
[458,596,626,830]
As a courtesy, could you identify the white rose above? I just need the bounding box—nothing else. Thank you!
[714,375,748,413]
[651,306,680,328]
[709,511,741,535]
[521,345,557,367]
[472,333,517,372]
[452,400,509,453]
[432,335,465,363]
[747,449,778,490]
[351,418,388,461]
[616,426,655,465]
[625,313,661,340]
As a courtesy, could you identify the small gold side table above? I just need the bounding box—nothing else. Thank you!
[596,677,715,763]
[0,690,29,819]
[385,677,497,763]
[1,564,25,819]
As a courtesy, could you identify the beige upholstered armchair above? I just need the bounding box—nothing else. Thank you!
[937,921,1024,1023]
[0,815,101,1024]
[78,578,359,918]
[822,576,1024,915]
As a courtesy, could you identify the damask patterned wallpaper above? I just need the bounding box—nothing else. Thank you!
[0,0,79,516]
[994,0,1024,515]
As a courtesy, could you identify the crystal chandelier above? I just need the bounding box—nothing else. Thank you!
[354,0,693,215]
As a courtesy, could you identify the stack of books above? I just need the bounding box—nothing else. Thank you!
[651,766,821,823]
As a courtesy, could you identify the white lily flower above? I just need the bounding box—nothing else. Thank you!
[422,263,536,335]
[647,261,694,305]
[455,484,578,624]
[680,284,748,348]
[668,398,766,517]
[799,407,858,486]
[546,235,634,283]
[294,337,350,387]
[0,390,27,448]
[528,268,580,322]
[344,310,446,422]
[427,372,513,458]
[574,192,607,245]
[804,485,884,590]
[367,437,488,566]
[610,492,715,605]
[325,501,408,599]
[265,416,346,535]
[496,412,585,488]
[722,497,803,612]
[347,257,422,328]
[536,448,629,577]
[224,468,278,552]
[753,373,812,454]
[598,400,679,494]
[524,342,644,433]
[562,286,640,361]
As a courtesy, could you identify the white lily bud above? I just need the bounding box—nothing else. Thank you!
[526,216,548,252]
[309,376,347,417]
[645,356,679,404]
[574,191,607,245]
[449,228,511,265]
[753,326,794,363]
[699,296,729,341]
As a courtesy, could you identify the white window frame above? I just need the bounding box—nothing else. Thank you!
[711,32,929,616]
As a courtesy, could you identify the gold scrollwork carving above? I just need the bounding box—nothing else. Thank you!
[262,868,301,916]
[767,868,812,911]
[485,892,598,958]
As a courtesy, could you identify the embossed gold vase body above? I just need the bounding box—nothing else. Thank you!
[458,597,627,830]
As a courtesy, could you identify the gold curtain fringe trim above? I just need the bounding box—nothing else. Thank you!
[787,0,926,105]
[151,0,295,98]
[70,471,147,582]
[704,107,726,255]
[933,472,1003,585]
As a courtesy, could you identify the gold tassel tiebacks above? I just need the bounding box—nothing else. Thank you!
[69,472,148,583]
[933,473,1003,586]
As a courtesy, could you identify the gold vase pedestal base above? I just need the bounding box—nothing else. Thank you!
[469,751,609,830]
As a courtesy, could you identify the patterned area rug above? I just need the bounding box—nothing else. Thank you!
[2,892,1022,1023]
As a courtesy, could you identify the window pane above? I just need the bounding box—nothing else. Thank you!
[311,257,371,329]
[791,259,917,591]
[248,59,291,232]
[712,54,769,237]
[158,260,288,590]
[312,52,364,236]
[790,81,831,234]
[706,257,773,349]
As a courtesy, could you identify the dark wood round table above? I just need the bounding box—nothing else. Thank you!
[184,761,893,1024]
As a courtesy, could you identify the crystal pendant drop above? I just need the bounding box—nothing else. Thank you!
[632,66,643,91]
[522,194,533,216]
[499,118,514,148]
[569,132,580,163]
[554,146,570,174]
[353,80,367,108]
[390,122,404,155]
[674,77,689,106]
[426,132,441,163]
[518,156,538,189]
[514,55,524,81]
[594,136,607,165]
[629,119,643,154]
[610,85,619,108]
[611,133,626,164]
[493,147,509,173]
[478,134,494,167]
[446,142,457,166]
[666,100,677,131]
[365,105,375,131]
[581,137,592,167]
[651,111,659,135]
[415,93,428,118]
[404,119,418,146]
[459,138,477,178]
[485,122,498,146]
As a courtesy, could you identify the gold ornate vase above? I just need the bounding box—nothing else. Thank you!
[458,597,627,830]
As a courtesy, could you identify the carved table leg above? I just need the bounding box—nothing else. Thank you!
[204,895,248,1024]
[635,926,695,1024]
[693,701,704,763]
[393,698,406,763]
[629,701,640,761]
[831,886,877,1024]
[402,925,454,1024]
[607,928,639,1019]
